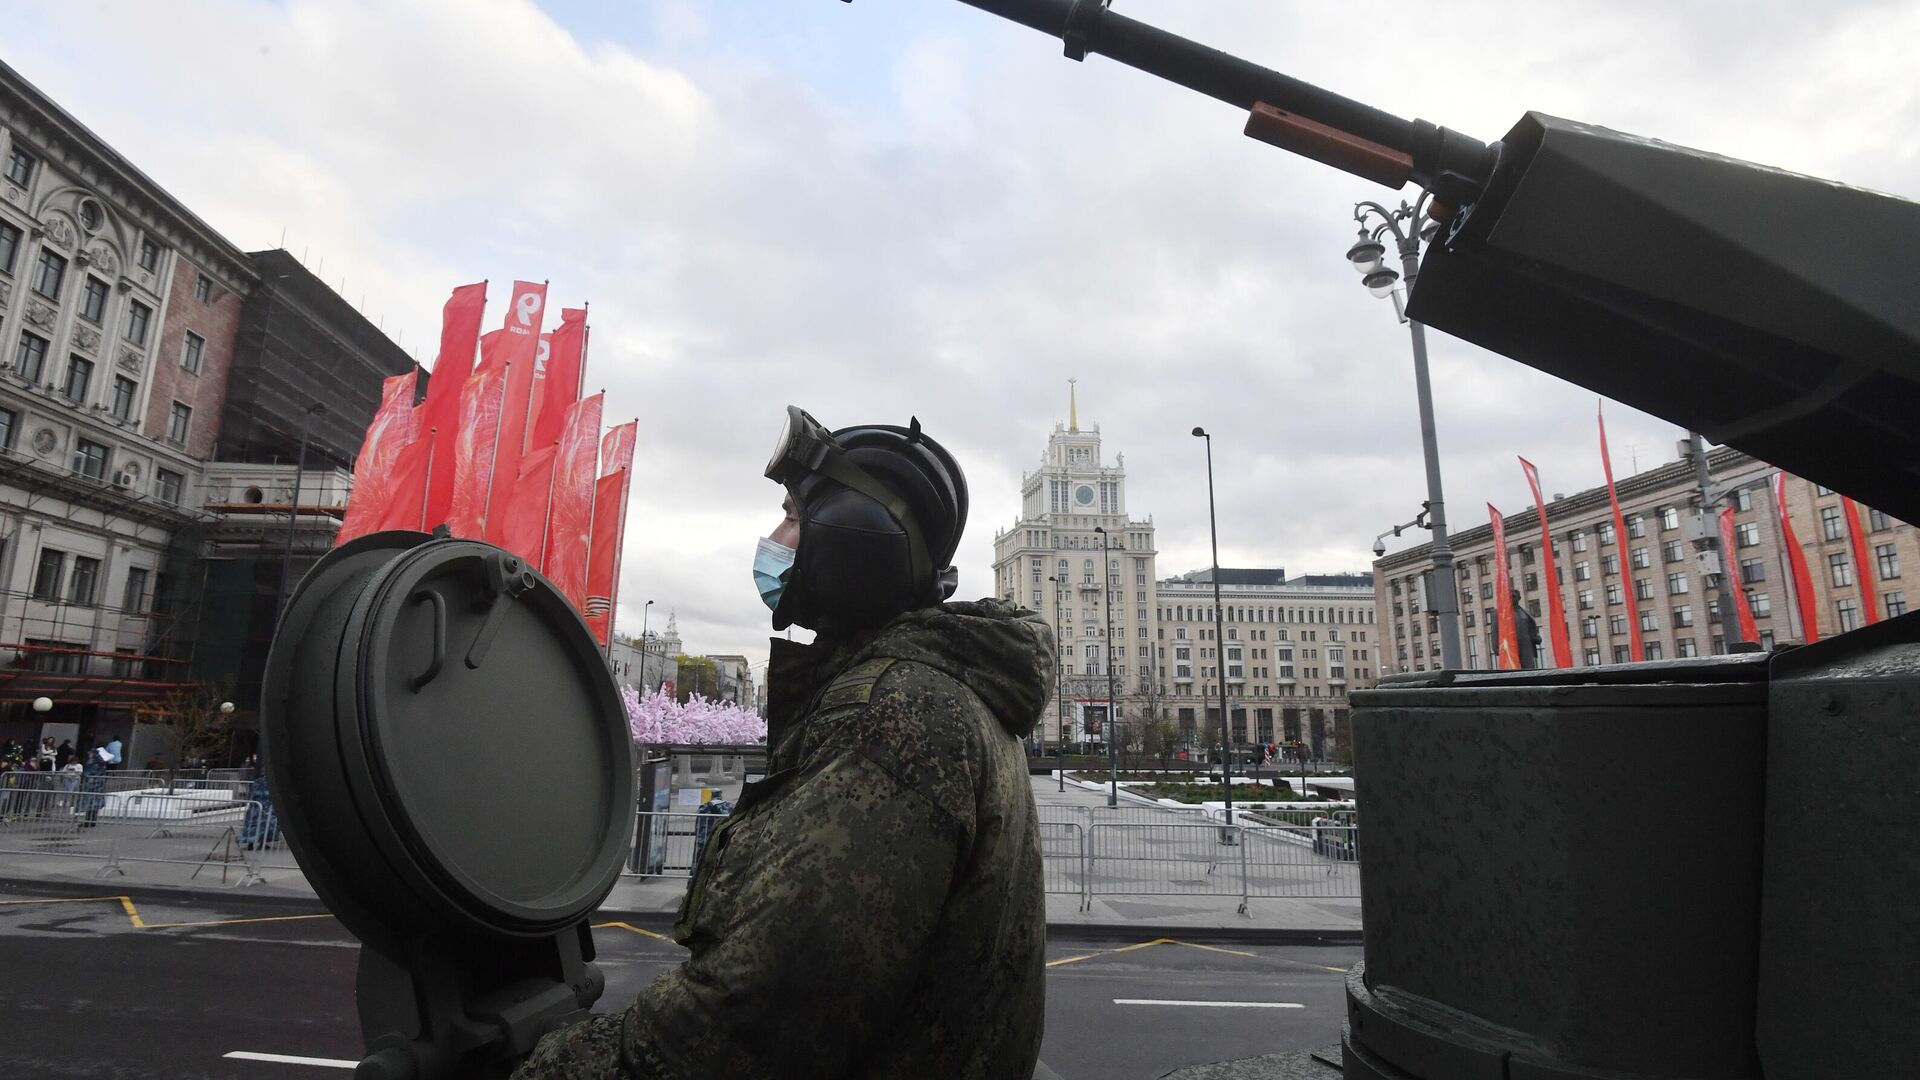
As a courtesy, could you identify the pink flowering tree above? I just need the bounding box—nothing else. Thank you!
[625,686,767,746]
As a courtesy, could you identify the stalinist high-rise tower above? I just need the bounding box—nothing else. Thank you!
[991,382,1158,747]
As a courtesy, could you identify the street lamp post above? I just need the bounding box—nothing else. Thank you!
[1048,575,1067,792]
[640,600,655,689]
[1346,196,1463,670]
[1191,429,1235,834]
[1092,526,1119,808]
[277,402,328,627]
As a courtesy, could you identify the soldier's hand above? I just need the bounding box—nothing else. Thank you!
[509,1013,630,1080]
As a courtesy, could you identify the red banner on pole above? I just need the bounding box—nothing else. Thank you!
[443,363,508,540]
[1489,505,1522,670]
[1517,457,1572,667]
[1841,496,1881,625]
[1773,472,1821,643]
[497,444,559,570]
[1718,507,1761,644]
[371,434,434,534]
[1597,403,1644,661]
[482,281,549,545]
[544,393,603,615]
[530,308,587,451]
[336,371,419,546]
[601,420,636,476]
[418,283,488,531]
[584,467,631,646]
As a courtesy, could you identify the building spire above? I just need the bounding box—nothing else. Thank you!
[1069,377,1078,433]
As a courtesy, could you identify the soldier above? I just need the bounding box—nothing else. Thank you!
[515,407,1053,1080]
[1511,588,1543,670]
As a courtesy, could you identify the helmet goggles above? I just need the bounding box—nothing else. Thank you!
[765,405,934,590]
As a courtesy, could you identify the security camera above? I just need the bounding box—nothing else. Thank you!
[1372,538,1387,558]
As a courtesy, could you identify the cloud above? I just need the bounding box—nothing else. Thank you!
[8,0,1915,668]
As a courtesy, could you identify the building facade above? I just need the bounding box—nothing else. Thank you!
[1375,446,1919,675]
[992,391,1378,758]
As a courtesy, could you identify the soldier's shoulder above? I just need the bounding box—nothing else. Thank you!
[807,657,989,823]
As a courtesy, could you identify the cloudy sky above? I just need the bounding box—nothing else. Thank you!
[7,0,1916,669]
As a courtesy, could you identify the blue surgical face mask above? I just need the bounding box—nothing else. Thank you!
[754,537,796,611]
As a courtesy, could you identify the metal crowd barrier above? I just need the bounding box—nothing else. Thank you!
[622,810,730,879]
[0,789,271,885]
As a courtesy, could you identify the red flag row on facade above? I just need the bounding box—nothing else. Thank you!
[334,282,634,645]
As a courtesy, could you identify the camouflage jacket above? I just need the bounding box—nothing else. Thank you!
[514,599,1054,1080]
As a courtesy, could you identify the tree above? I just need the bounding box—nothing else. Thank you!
[671,655,720,702]
[133,681,235,783]
[1139,717,1181,774]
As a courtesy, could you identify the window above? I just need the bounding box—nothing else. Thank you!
[1868,508,1893,531]
[1663,540,1686,563]
[72,437,109,480]
[1734,488,1754,512]
[122,300,154,348]
[1599,523,1616,546]
[167,401,191,445]
[1673,604,1693,628]
[138,238,160,272]
[32,548,65,600]
[1639,610,1660,632]
[1677,637,1699,657]
[79,277,109,324]
[1574,561,1592,581]
[62,355,92,402]
[1820,506,1844,541]
[1644,641,1665,660]
[68,555,100,606]
[1736,522,1761,547]
[1578,589,1594,610]
[1747,591,1771,617]
[1627,515,1646,539]
[31,247,65,299]
[1635,578,1654,601]
[194,274,213,303]
[1837,599,1862,632]
[1605,582,1623,605]
[1829,552,1853,588]
[123,567,149,613]
[4,145,34,186]
[1570,530,1588,552]
[1603,553,1620,575]
[1581,616,1598,638]
[1658,507,1678,530]
[1613,645,1631,664]
[1610,614,1627,635]
[15,331,48,382]
[110,376,136,421]
[0,220,19,273]
[1583,647,1601,666]
[1816,484,1835,496]
[1631,547,1651,569]
[1740,558,1767,584]
[0,405,14,450]
[1876,543,1900,579]
[1667,571,1689,595]
[1888,592,1908,619]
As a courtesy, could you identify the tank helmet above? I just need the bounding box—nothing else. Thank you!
[764,405,968,631]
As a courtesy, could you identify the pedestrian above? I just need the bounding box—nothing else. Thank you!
[77,748,108,827]
[516,407,1051,1080]
[38,737,57,769]
[102,734,123,769]
[55,739,75,769]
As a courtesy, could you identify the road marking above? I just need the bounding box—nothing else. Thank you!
[146,912,334,930]
[1114,999,1305,1009]
[223,1051,356,1068]
[1046,936,1259,967]
[0,894,146,927]
[593,920,672,941]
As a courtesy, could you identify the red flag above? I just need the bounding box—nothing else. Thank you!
[1772,472,1821,643]
[419,283,488,529]
[530,308,587,450]
[1841,496,1880,626]
[1717,507,1761,644]
[371,435,434,533]
[1489,505,1522,669]
[1517,457,1572,667]
[482,281,549,543]
[497,444,559,569]
[544,394,604,614]
[1597,403,1645,661]
[443,364,509,539]
[336,371,419,545]
[584,468,631,645]
[601,420,637,476]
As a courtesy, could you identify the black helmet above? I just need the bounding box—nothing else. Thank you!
[764,406,968,631]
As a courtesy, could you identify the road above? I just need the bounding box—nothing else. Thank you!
[0,890,1353,1079]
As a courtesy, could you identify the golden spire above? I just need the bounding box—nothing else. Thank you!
[1069,377,1078,432]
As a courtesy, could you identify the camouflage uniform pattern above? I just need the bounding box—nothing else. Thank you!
[513,598,1055,1080]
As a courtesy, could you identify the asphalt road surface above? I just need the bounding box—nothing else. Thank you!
[0,889,1354,1079]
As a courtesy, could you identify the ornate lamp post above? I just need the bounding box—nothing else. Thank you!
[1093,525,1119,808]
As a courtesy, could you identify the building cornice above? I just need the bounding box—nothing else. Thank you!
[0,59,257,292]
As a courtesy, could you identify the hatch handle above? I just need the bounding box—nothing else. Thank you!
[410,588,447,691]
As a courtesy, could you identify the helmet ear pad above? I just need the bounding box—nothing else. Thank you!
[773,483,922,631]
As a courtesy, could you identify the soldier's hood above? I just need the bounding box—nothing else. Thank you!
[860,599,1055,738]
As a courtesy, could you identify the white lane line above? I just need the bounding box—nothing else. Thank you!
[1114,999,1305,1009]
[223,1051,358,1068]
